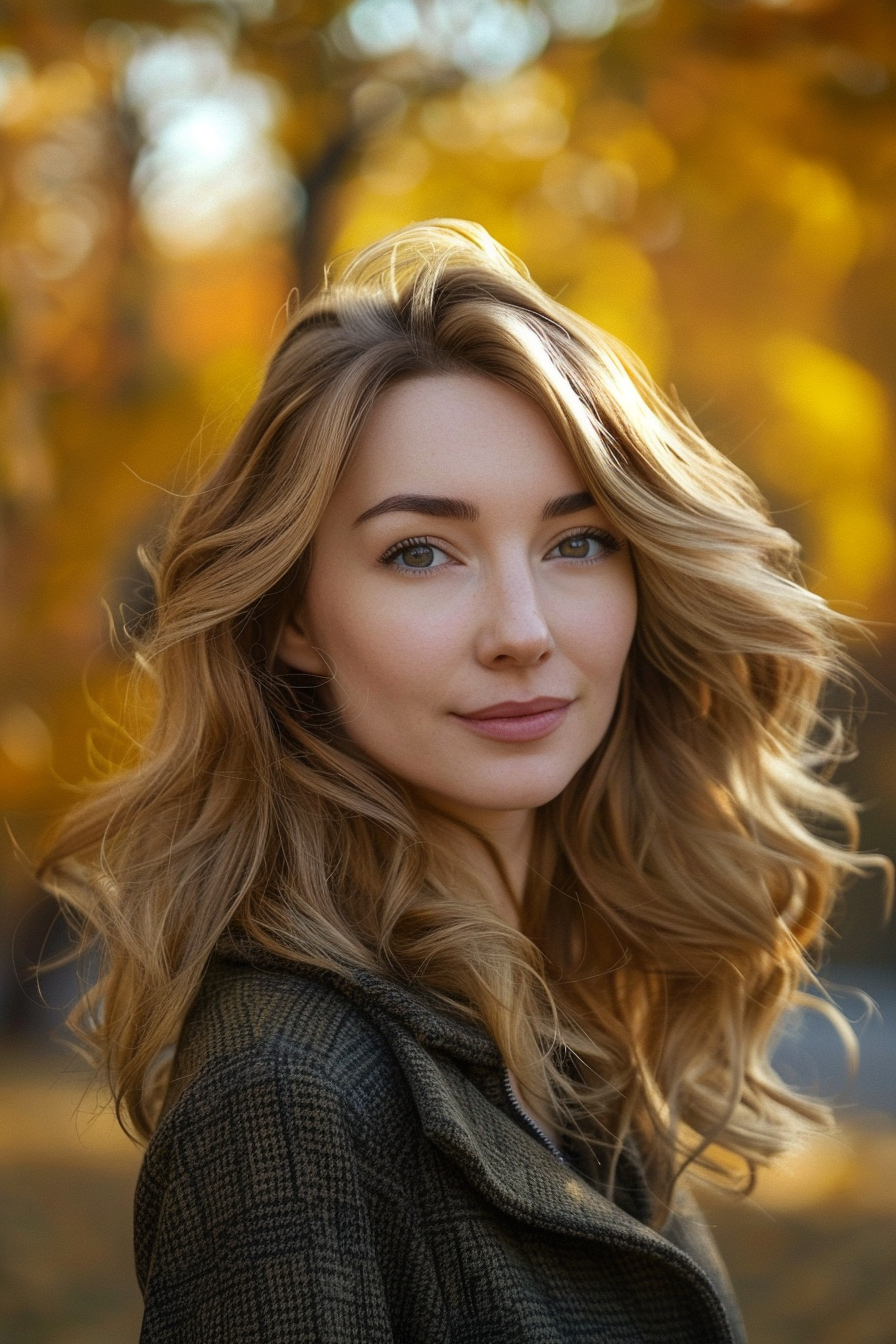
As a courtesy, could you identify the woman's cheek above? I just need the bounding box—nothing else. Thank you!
[374,597,464,665]
[324,596,451,706]
[558,589,636,676]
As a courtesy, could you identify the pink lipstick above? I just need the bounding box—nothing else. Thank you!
[453,697,572,743]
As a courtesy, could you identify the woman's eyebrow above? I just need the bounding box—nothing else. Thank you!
[542,491,596,519]
[353,489,597,527]
[354,494,479,525]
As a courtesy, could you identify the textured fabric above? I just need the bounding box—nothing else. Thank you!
[136,937,748,1343]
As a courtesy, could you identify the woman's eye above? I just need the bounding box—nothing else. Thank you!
[547,531,621,562]
[382,540,452,572]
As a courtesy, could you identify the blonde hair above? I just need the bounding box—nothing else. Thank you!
[39,219,884,1212]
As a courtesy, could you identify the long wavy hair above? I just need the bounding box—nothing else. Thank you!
[38,219,883,1213]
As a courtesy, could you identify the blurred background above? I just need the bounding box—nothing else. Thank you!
[1,0,895,1340]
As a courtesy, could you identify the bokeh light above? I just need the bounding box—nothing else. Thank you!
[124,31,301,254]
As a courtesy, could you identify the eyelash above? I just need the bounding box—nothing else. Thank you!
[378,527,623,572]
[553,527,623,559]
[378,535,445,568]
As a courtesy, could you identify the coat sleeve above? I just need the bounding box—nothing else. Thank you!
[135,1052,396,1343]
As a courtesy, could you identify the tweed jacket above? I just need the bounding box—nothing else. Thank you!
[136,935,747,1343]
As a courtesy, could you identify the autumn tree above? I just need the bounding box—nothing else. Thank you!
[2,0,895,981]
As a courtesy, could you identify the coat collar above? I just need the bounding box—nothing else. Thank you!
[215,927,502,1066]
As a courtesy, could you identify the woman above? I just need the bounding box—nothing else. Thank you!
[40,220,878,1342]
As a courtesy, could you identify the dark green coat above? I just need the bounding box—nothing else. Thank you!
[136,936,747,1343]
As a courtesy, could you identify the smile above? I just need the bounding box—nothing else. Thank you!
[453,698,572,743]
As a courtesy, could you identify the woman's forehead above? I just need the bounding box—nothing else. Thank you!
[337,372,590,512]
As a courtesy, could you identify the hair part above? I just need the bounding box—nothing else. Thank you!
[38,219,889,1217]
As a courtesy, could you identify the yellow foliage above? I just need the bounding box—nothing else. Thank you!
[777,159,864,282]
[196,347,267,440]
[0,702,52,773]
[562,235,669,379]
[582,119,677,190]
[420,69,570,161]
[811,492,896,610]
[152,247,290,364]
[758,335,891,492]
[3,0,896,848]
[359,133,431,196]
[0,60,96,134]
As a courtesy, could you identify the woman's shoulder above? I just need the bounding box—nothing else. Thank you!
[190,949,393,1060]
[161,948,414,1130]
[135,953,430,1310]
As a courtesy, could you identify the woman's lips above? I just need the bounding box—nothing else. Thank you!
[453,698,572,743]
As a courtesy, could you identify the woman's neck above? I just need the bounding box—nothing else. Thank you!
[419,797,535,931]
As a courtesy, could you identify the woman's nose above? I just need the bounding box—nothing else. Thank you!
[475,563,555,667]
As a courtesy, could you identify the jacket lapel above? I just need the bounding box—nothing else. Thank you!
[376,1012,640,1240]
[373,1016,739,1342]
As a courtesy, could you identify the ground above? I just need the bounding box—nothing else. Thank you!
[2,1049,895,1343]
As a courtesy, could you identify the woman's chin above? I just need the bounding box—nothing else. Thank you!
[414,777,576,817]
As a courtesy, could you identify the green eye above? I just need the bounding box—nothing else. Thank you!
[400,545,437,568]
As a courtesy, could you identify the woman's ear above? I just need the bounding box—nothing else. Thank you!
[276,611,330,676]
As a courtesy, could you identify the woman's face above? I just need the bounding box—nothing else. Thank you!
[278,374,637,821]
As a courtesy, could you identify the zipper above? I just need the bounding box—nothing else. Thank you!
[502,1068,567,1165]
